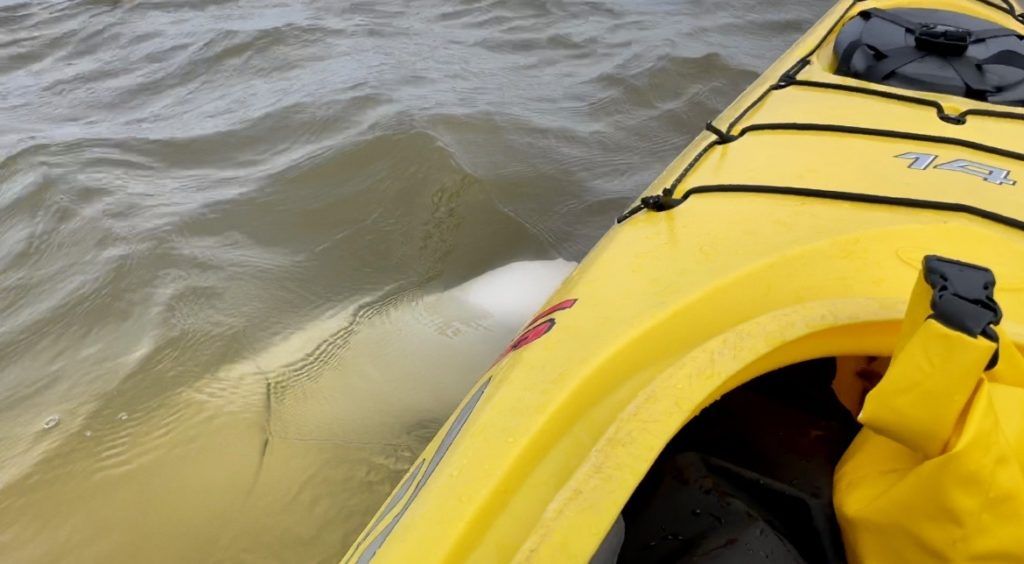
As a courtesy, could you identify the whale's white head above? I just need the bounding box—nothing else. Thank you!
[447,258,577,328]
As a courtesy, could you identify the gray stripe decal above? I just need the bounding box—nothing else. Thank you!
[356,378,492,564]
[346,460,425,562]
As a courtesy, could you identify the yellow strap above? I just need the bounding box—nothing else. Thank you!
[988,325,1024,388]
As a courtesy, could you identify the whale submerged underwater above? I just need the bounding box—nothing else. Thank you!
[0,258,577,562]
[259,258,578,447]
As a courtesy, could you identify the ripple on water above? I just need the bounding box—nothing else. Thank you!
[0,0,831,561]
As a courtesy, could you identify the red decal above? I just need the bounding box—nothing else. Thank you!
[527,298,578,327]
[508,319,556,353]
[497,298,578,361]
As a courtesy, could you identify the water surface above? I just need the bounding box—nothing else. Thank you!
[0,0,829,561]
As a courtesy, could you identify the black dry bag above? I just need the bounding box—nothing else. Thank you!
[834,8,1024,105]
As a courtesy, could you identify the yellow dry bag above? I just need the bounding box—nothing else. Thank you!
[836,256,1024,563]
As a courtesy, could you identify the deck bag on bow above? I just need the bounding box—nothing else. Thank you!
[833,7,1024,105]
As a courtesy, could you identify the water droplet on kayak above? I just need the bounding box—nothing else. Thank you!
[84,430,92,437]
[117,412,128,421]
[42,415,60,429]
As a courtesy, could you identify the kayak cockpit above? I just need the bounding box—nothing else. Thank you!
[605,356,884,563]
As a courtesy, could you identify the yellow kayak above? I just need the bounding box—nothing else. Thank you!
[346,0,1024,562]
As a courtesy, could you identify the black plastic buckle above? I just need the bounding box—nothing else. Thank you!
[915,24,972,56]
[922,255,1001,367]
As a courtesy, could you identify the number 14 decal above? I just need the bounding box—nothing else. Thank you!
[896,152,1016,186]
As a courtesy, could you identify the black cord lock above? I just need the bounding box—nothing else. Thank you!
[616,187,684,223]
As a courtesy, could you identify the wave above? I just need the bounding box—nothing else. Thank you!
[0,0,830,560]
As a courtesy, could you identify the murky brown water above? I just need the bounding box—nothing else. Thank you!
[0,0,829,561]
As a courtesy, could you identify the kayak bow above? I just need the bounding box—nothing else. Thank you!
[346,0,1024,561]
